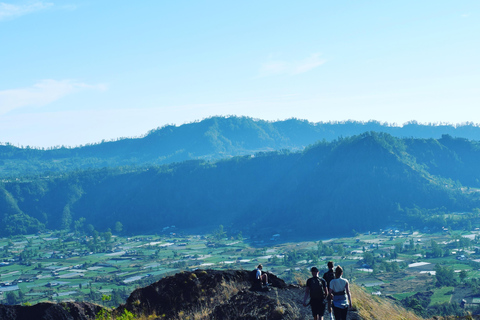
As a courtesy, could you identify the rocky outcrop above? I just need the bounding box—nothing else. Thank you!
[120,269,290,319]
[0,301,102,320]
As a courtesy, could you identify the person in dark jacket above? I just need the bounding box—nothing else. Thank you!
[323,261,335,320]
[303,267,328,320]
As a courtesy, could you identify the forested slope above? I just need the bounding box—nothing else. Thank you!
[1,132,479,238]
[2,116,480,178]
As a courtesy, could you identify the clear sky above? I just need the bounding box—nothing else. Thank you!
[1,1,479,148]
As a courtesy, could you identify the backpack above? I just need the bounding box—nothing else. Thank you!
[309,277,325,300]
[323,270,335,287]
[250,269,260,283]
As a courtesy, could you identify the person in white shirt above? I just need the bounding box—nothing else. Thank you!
[328,266,352,320]
[256,264,268,285]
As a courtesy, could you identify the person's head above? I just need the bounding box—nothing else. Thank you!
[335,266,343,279]
[327,261,334,270]
[310,266,319,276]
[257,264,263,270]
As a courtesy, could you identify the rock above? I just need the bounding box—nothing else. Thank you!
[0,301,102,320]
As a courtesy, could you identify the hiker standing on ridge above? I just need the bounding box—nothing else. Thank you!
[323,261,335,320]
[328,266,352,320]
[303,266,328,320]
[323,261,335,287]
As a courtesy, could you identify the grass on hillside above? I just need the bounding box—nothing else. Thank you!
[392,291,417,300]
[429,286,454,306]
[352,284,424,320]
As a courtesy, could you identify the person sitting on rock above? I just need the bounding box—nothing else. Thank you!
[256,264,268,285]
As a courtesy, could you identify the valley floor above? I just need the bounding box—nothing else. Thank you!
[1,226,479,317]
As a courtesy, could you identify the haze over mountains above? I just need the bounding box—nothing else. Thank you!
[1,117,480,239]
[2,116,480,178]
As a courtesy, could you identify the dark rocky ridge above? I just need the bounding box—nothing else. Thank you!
[121,269,302,319]
[0,301,101,320]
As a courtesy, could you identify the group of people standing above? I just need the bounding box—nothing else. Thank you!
[303,261,352,320]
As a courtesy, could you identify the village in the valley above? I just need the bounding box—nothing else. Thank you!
[1,222,480,310]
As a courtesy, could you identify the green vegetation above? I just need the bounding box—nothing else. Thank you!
[392,292,416,300]
[430,286,454,305]
[2,121,480,319]
[2,132,480,239]
[4,117,480,179]
[1,224,480,318]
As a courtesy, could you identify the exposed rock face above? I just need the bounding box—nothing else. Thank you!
[0,301,102,320]
[120,269,291,319]
[212,289,300,320]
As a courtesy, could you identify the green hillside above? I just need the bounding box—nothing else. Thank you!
[2,116,480,178]
[1,132,479,238]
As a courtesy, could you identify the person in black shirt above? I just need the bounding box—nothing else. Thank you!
[322,261,335,320]
[303,267,327,320]
[323,261,335,287]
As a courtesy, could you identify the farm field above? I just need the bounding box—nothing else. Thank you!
[1,225,480,313]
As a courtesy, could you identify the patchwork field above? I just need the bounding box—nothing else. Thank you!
[1,226,479,314]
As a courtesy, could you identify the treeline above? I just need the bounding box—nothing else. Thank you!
[1,132,480,238]
[2,116,480,178]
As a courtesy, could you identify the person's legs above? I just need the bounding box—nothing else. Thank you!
[326,299,333,320]
[311,300,318,320]
[332,306,348,320]
[311,300,325,320]
[261,273,268,284]
[318,302,325,320]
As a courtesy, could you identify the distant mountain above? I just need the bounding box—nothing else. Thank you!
[2,116,480,178]
[1,132,479,238]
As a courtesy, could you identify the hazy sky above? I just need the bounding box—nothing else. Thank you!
[1,1,479,147]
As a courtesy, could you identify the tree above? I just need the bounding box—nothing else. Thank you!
[74,217,86,234]
[459,270,468,283]
[103,231,112,244]
[5,291,18,305]
[213,225,226,241]
[363,251,375,267]
[86,224,95,235]
[394,242,403,253]
[435,264,455,287]
[17,289,24,303]
[114,221,123,234]
[61,205,72,230]
[334,244,345,256]
[430,240,442,258]
[459,237,470,249]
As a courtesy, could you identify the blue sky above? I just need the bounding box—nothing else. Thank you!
[1,1,479,147]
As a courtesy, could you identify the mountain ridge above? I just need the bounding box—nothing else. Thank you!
[3,116,480,178]
[1,132,479,238]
